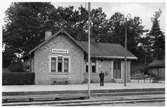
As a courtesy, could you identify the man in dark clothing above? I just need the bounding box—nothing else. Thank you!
[99,71,104,86]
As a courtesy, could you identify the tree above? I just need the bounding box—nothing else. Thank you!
[3,3,149,66]
[139,35,153,63]
[107,12,146,62]
[90,8,109,39]
[3,3,110,66]
[46,6,83,40]
[148,9,165,59]
[3,2,55,66]
[47,6,109,41]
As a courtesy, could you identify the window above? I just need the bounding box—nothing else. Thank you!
[92,62,96,73]
[50,56,70,73]
[113,61,121,79]
[58,56,63,72]
[64,58,69,72]
[51,57,56,72]
[86,65,88,72]
[86,61,96,73]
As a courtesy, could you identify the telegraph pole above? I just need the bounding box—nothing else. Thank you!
[88,2,91,98]
[124,18,127,87]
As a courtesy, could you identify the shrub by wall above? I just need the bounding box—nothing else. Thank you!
[2,72,35,85]
[8,63,24,72]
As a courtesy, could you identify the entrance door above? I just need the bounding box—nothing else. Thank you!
[113,60,121,79]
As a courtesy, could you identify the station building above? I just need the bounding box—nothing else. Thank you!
[27,29,137,85]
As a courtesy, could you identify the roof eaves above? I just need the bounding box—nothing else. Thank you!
[93,56,137,60]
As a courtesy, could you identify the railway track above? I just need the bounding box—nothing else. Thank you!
[2,96,165,106]
[2,88,165,106]
[50,97,165,106]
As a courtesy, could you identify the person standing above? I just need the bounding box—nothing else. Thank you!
[99,71,104,86]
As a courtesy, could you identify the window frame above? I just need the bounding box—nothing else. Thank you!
[51,57,57,72]
[91,62,96,73]
[85,61,96,73]
[57,56,63,72]
[63,56,70,73]
[49,55,70,73]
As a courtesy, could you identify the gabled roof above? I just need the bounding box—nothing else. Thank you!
[29,29,137,59]
[29,29,85,54]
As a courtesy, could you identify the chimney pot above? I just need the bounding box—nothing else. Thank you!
[45,30,52,40]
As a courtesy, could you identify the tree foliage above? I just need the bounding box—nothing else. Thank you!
[3,2,54,54]
[3,2,164,67]
[3,2,55,67]
[107,12,146,62]
[143,9,165,60]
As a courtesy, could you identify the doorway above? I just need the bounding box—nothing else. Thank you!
[113,60,121,79]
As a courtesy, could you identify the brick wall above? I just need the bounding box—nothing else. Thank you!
[34,35,84,85]
[83,60,131,83]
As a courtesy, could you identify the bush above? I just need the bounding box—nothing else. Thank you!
[2,72,35,85]
[150,74,161,83]
[8,63,24,72]
[141,67,149,75]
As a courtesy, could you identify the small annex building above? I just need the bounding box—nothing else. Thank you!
[148,59,165,80]
[26,29,137,85]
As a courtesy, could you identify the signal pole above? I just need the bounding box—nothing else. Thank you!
[88,2,91,98]
[124,17,127,87]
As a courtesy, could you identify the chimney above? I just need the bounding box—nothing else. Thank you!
[45,30,52,40]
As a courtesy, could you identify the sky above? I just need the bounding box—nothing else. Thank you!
[1,1,166,32]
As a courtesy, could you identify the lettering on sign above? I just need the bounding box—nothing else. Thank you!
[52,49,68,54]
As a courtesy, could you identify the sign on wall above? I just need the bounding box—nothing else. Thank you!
[52,49,68,54]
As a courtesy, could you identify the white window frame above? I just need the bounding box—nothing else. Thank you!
[49,55,71,73]
[49,55,58,73]
[63,56,70,73]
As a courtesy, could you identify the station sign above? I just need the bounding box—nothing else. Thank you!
[52,49,68,54]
